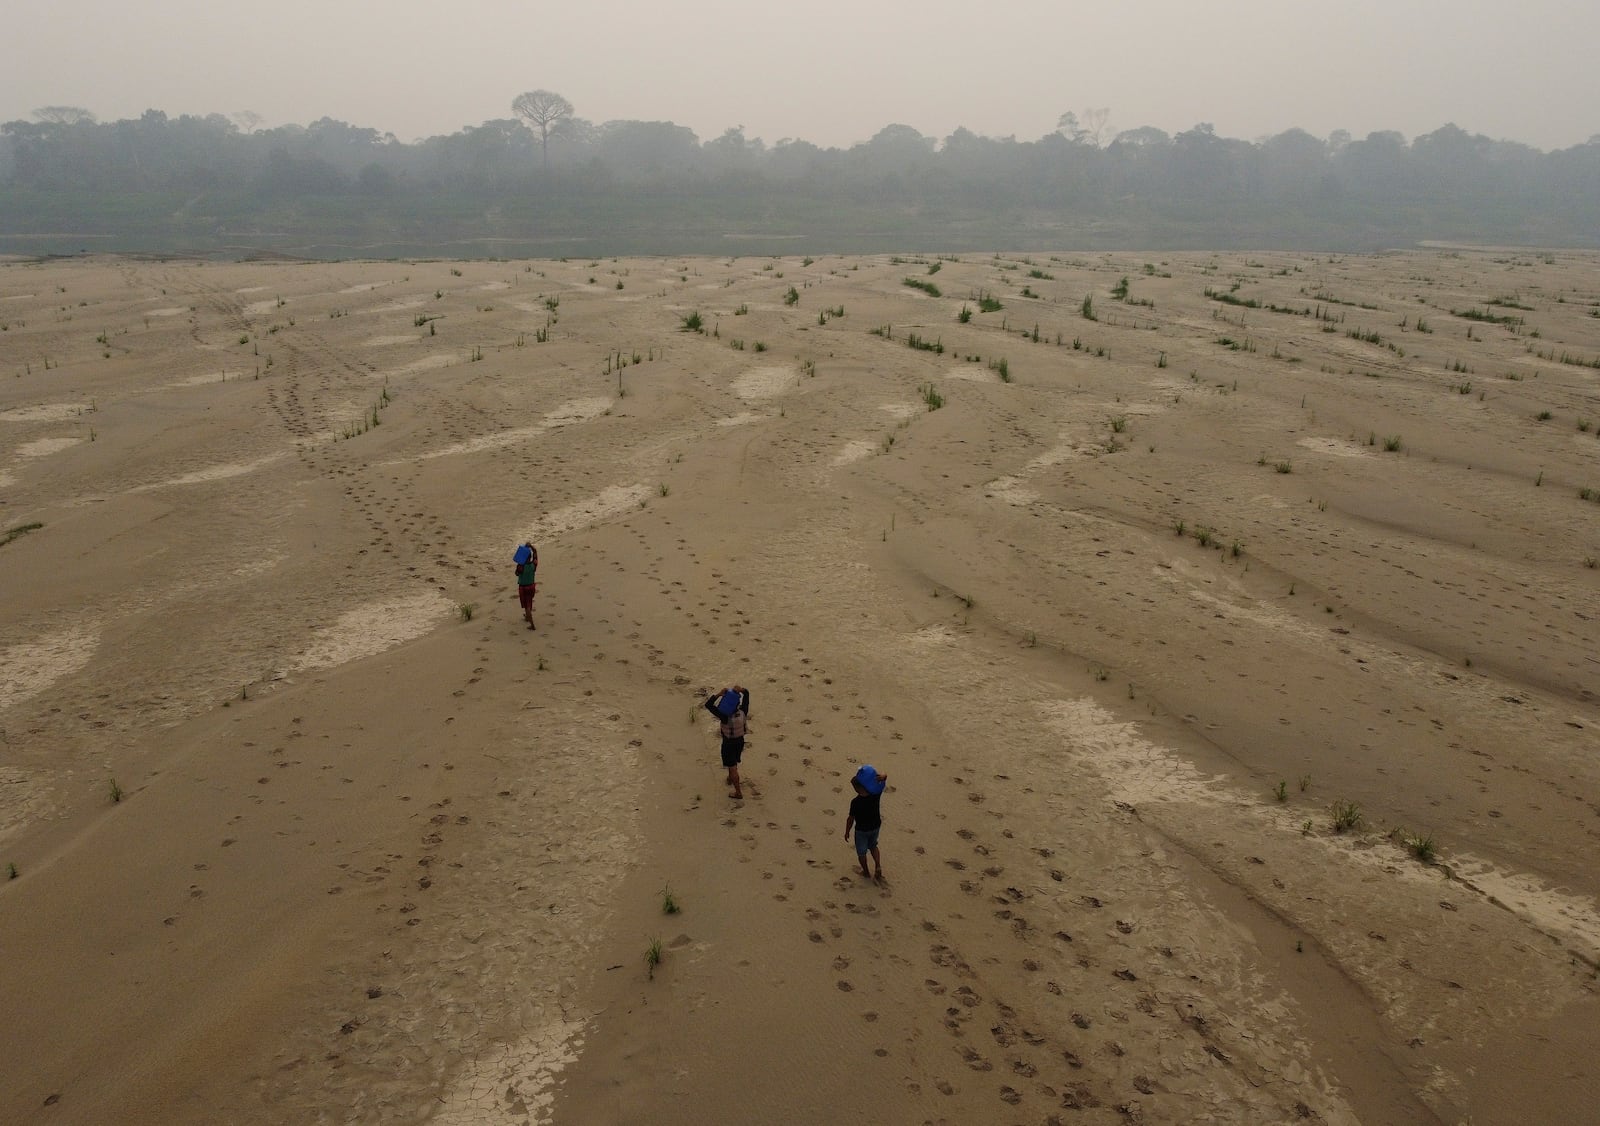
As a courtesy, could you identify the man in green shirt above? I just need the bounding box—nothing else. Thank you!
[513,542,538,629]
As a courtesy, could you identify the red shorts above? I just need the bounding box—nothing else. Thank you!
[517,583,536,610]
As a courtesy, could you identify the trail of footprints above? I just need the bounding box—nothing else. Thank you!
[159,297,1314,1119]
[572,506,1166,1115]
[578,516,1167,1114]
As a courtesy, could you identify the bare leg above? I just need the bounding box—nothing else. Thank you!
[870,845,883,881]
[858,853,872,879]
[728,765,742,799]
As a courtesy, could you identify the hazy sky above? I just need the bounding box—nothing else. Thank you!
[5,0,1597,151]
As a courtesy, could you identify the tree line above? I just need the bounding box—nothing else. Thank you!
[2,94,1596,256]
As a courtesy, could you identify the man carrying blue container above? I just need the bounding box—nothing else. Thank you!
[704,685,751,799]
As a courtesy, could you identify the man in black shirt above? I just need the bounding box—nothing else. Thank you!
[844,764,889,882]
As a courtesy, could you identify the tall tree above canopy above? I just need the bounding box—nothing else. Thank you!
[34,106,96,125]
[511,90,575,165]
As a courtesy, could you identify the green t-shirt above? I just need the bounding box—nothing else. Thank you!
[516,562,537,587]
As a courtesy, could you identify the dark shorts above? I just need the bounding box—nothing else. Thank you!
[517,583,536,610]
[720,737,745,768]
[854,826,881,856]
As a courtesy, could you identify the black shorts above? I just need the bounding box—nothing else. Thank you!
[720,737,745,768]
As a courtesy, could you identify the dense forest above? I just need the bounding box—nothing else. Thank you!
[3,98,1597,256]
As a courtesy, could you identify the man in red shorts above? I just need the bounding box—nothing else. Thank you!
[513,542,538,629]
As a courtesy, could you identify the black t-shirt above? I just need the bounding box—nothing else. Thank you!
[849,792,883,832]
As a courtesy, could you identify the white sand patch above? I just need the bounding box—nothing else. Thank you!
[1,293,38,301]
[243,299,278,315]
[906,623,959,648]
[130,453,286,491]
[17,436,84,459]
[0,625,98,713]
[367,297,427,314]
[1447,856,1600,963]
[159,372,230,389]
[946,367,997,383]
[146,306,187,317]
[528,483,652,540]
[881,402,920,420]
[414,427,543,462]
[1025,440,1093,471]
[392,354,458,376]
[363,334,417,347]
[832,439,876,466]
[985,475,1039,505]
[1039,698,1234,806]
[1039,695,1600,964]
[339,283,382,294]
[291,590,453,673]
[0,471,14,487]
[733,366,796,401]
[716,411,762,428]
[543,397,612,427]
[431,1016,586,1126]
[478,281,510,291]
[1,403,88,423]
[234,286,269,294]
[1250,494,1290,509]
[1297,436,1374,459]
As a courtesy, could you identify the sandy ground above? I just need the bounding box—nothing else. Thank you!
[1,249,1598,1125]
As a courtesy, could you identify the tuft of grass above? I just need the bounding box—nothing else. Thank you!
[976,292,1004,313]
[1382,435,1403,452]
[7,862,17,880]
[109,778,123,804]
[661,887,680,915]
[1109,416,1127,434]
[681,311,704,333]
[1273,781,1288,802]
[920,383,945,411]
[458,602,477,622]
[1330,799,1362,834]
[1080,294,1097,321]
[1408,832,1437,864]
[903,278,942,298]
[646,936,664,979]
[783,286,799,306]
